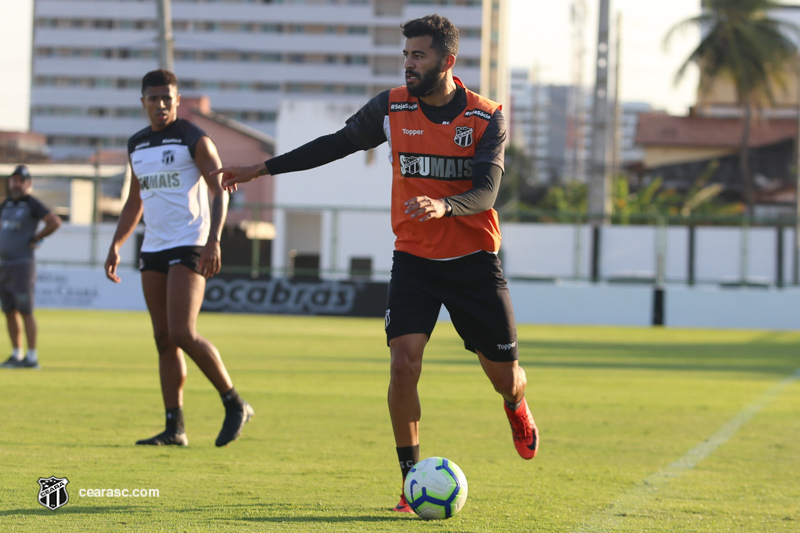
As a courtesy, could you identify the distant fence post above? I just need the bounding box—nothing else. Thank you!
[794,222,800,285]
[687,224,696,286]
[739,219,749,285]
[573,213,584,281]
[776,225,784,288]
[652,287,665,326]
[652,214,666,326]
[590,224,601,283]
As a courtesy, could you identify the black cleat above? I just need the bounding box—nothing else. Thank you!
[215,401,254,447]
[136,429,188,446]
[1,355,40,369]
[16,357,40,369]
[0,356,22,368]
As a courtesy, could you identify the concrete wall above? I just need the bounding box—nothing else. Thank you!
[506,281,800,330]
[34,265,800,330]
[37,266,146,311]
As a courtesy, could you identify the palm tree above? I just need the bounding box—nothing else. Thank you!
[665,0,800,215]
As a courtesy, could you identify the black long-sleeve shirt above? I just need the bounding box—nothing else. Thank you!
[265,86,506,216]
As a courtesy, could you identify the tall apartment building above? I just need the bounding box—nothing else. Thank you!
[31,0,507,159]
[509,68,590,184]
[509,67,650,185]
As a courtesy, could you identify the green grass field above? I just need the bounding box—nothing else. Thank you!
[1,310,799,532]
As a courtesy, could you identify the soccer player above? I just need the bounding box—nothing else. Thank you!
[104,69,253,447]
[0,165,62,370]
[213,15,538,508]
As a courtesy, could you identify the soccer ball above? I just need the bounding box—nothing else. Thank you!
[403,456,468,520]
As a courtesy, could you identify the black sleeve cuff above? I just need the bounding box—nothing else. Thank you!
[443,198,454,217]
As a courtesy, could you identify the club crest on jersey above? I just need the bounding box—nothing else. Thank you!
[161,149,175,166]
[454,126,473,148]
[400,155,423,176]
[38,476,69,511]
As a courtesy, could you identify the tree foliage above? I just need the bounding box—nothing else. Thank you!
[533,161,744,223]
[497,143,531,211]
[665,0,800,213]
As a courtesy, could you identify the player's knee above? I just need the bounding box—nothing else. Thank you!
[168,327,196,350]
[389,352,422,383]
[153,330,174,353]
[490,370,524,398]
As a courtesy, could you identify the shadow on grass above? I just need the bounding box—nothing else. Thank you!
[239,515,412,524]
[0,441,134,448]
[0,503,415,524]
[208,503,414,524]
[0,505,139,516]
[407,337,800,377]
[418,355,799,376]
[228,503,415,524]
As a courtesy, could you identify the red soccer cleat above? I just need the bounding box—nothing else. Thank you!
[504,397,539,460]
[392,493,414,513]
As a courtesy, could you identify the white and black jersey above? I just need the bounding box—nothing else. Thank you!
[128,119,211,253]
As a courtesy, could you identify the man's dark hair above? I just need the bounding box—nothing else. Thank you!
[401,14,460,59]
[141,69,178,95]
[11,165,31,180]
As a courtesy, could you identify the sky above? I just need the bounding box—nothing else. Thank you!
[507,0,703,113]
[0,0,706,132]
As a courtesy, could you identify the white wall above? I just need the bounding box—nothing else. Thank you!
[37,266,146,311]
[33,265,800,330]
[272,99,394,276]
[501,223,591,280]
[36,222,141,267]
[507,282,654,327]
[665,285,800,329]
[37,215,794,290]
[501,223,787,286]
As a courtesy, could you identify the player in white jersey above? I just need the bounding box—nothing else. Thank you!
[104,69,253,447]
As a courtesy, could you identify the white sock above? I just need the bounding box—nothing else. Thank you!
[11,348,21,360]
[26,349,37,362]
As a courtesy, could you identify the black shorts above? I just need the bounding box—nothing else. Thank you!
[139,246,203,275]
[0,262,36,314]
[385,250,518,362]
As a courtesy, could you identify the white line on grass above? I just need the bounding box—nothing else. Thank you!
[576,368,800,533]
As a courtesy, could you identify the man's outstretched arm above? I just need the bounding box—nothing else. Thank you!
[212,130,359,191]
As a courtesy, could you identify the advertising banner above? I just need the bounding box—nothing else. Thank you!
[201,274,387,318]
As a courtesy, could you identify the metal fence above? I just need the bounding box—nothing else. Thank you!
[13,171,800,288]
